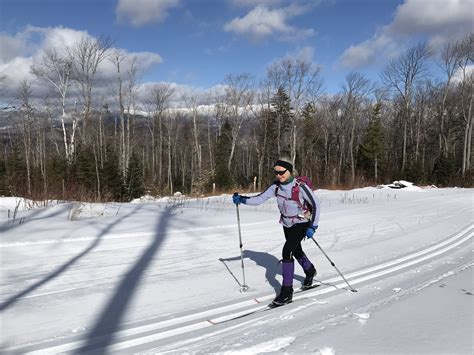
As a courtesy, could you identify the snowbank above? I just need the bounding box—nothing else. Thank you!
[377,180,423,191]
[0,197,57,212]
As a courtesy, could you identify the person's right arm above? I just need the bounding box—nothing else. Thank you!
[237,183,277,206]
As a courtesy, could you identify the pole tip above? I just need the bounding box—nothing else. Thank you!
[240,285,249,292]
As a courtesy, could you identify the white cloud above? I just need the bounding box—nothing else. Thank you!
[267,45,317,67]
[339,0,473,69]
[340,32,399,69]
[116,0,180,27]
[231,0,282,7]
[224,4,315,42]
[0,26,163,106]
[0,32,30,64]
[291,46,315,63]
[389,0,472,37]
[0,26,88,100]
[452,64,474,84]
[33,26,88,51]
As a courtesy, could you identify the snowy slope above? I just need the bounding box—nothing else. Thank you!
[0,188,472,354]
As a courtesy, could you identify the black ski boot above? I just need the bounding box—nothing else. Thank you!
[302,265,317,289]
[297,254,317,290]
[271,285,293,307]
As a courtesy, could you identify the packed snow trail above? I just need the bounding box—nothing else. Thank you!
[0,188,472,353]
[5,225,472,353]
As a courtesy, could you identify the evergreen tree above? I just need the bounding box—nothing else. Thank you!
[271,86,293,157]
[359,103,384,181]
[45,155,68,198]
[0,157,9,196]
[125,153,145,201]
[5,147,27,196]
[101,148,124,201]
[258,108,279,185]
[73,147,96,192]
[301,102,318,175]
[214,120,233,190]
[432,154,456,186]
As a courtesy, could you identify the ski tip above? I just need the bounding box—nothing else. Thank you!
[350,288,358,293]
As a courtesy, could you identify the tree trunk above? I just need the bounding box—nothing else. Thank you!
[402,118,407,171]
[93,146,101,200]
[350,117,355,186]
[462,94,473,175]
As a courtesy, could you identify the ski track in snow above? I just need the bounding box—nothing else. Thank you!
[6,223,472,354]
[1,189,472,353]
[215,336,296,354]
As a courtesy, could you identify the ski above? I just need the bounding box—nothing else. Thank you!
[267,283,320,308]
[209,283,322,324]
[297,283,320,292]
[268,301,291,308]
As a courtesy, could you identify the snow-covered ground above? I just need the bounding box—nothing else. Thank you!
[0,187,472,354]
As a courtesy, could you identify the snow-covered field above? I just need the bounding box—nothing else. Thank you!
[0,187,472,354]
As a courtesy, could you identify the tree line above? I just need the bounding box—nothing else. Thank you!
[0,34,472,202]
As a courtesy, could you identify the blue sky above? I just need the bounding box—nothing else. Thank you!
[0,0,472,104]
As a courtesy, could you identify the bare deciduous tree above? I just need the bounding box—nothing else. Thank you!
[111,52,142,177]
[457,34,474,176]
[266,57,323,164]
[18,80,33,195]
[342,72,373,185]
[223,73,254,170]
[69,36,112,136]
[31,48,76,161]
[145,83,175,186]
[382,42,431,171]
[181,91,203,188]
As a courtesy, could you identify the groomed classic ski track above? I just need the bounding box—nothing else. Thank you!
[11,223,472,354]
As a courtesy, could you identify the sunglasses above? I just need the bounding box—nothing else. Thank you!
[274,169,287,176]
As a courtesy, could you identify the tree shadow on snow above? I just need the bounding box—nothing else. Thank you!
[76,202,189,353]
[0,204,71,233]
[0,205,145,312]
[220,250,305,294]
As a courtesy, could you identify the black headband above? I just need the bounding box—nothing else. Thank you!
[274,160,293,173]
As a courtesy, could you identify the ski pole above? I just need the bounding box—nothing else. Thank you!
[234,193,249,292]
[311,238,357,292]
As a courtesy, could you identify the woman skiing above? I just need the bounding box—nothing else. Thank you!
[233,158,321,307]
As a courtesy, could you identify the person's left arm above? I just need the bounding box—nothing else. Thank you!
[300,184,321,229]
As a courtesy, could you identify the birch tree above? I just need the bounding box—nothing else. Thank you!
[69,36,111,135]
[457,34,474,176]
[31,48,76,161]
